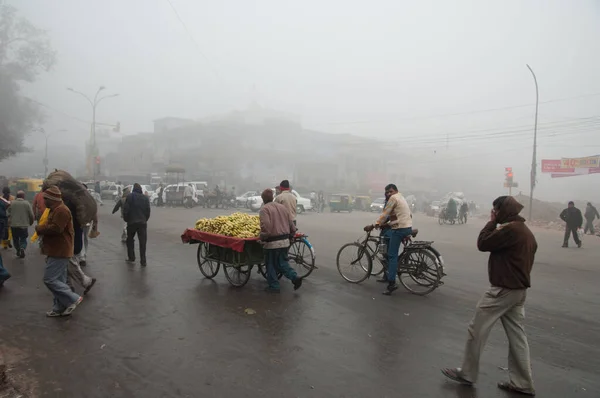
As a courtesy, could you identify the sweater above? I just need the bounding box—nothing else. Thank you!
[8,198,34,228]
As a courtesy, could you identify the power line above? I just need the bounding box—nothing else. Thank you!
[164,0,222,84]
[318,92,600,126]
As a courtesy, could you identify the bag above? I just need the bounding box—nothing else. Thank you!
[577,227,584,242]
[43,170,97,225]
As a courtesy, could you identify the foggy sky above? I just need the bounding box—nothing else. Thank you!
[8,0,600,202]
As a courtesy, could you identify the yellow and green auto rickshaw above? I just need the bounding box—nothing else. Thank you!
[11,178,44,202]
[353,195,372,211]
[329,194,353,213]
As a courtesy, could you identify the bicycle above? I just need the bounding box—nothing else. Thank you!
[336,228,446,295]
[256,234,316,280]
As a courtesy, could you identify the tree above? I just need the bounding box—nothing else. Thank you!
[0,3,55,161]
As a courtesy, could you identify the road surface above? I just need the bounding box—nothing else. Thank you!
[0,204,598,397]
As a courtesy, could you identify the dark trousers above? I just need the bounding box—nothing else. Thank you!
[127,223,147,263]
[563,226,581,246]
[11,227,28,251]
[584,219,595,235]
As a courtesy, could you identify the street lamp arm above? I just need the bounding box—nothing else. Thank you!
[96,93,119,106]
[67,88,94,107]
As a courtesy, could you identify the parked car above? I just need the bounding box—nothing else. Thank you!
[247,189,313,213]
[101,183,123,200]
[427,200,441,217]
[370,197,386,212]
[236,191,258,207]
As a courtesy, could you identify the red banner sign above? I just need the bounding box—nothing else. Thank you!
[541,159,574,173]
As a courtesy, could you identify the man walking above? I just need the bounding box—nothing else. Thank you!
[560,201,583,248]
[123,183,150,266]
[274,180,297,225]
[364,184,412,295]
[64,198,96,295]
[8,191,34,258]
[584,202,599,235]
[441,196,536,396]
[259,189,302,293]
[35,186,83,317]
[112,186,130,243]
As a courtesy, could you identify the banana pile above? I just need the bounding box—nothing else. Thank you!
[195,212,261,239]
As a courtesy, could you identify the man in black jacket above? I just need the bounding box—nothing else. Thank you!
[123,183,151,266]
[560,201,583,248]
[584,202,599,235]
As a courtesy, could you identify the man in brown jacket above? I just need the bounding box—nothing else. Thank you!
[35,186,83,317]
[274,180,297,225]
[259,189,302,293]
[442,196,536,396]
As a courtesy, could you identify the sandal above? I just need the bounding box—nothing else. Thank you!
[441,368,473,386]
[497,381,536,396]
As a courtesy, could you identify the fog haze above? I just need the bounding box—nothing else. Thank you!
[4,0,600,203]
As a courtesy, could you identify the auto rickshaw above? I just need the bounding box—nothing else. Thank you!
[353,195,372,211]
[329,194,353,212]
[11,178,44,202]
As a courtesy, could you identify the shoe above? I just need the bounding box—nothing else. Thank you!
[292,277,303,291]
[46,310,67,317]
[561,244,568,248]
[497,381,535,396]
[383,282,399,296]
[19,249,25,258]
[79,260,87,267]
[63,296,83,315]
[577,242,582,248]
[84,278,97,295]
[126,258,135,263]
[140,262,147,267]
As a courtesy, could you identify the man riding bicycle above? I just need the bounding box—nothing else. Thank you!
[364,184,413,296]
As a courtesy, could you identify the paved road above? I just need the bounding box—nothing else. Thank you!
[0,204,598,397]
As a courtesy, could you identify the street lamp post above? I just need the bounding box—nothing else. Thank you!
[67,86,119,179]
[36,128,67,176]
[526,64,539,222]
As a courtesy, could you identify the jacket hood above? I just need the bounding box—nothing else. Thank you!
[496,196,525,223]
[133,183,143,194]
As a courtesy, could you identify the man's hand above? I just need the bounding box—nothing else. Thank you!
[490,209,497,223]
[364,224,375,232]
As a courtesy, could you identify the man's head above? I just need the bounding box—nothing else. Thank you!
[279,180,290,191]
[568,201,574,208]
[384,184,398,199]
[587,202,592,207]
[43,185,63,208]
[16,191,25,199]
[492,195,524,223]
[2,187,10,196]
[133,183,142,194]
[261,188,274,204]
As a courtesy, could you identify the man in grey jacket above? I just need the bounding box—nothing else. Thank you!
[8,191,34,258]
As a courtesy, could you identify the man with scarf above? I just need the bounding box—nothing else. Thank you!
[35,186,83,317]
[560,201,583,248]
[442,196,536,396]
[259,189,302,293]
[123,183,151,266]
[274,180,297,225]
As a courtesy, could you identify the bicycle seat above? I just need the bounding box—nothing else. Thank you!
[411,228,419,238]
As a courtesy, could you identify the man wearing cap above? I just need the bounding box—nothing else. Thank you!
[274,180,297,225]
[35,186,83,317]
[560,201,583,248]
[7,191,34,258]
[259,188,302,293]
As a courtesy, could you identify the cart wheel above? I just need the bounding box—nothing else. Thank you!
[257,264,283,280]
[197,243,220,279]
[288,237,316,278]
[223,264,252,287]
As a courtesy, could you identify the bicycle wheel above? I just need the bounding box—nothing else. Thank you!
[289,237,316,278]
[197,243,220,279]
[257,263,283,280]
[366,237,385,276]
[336,242,372,283]
[398,249,441,295]
[223,264,252,287]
